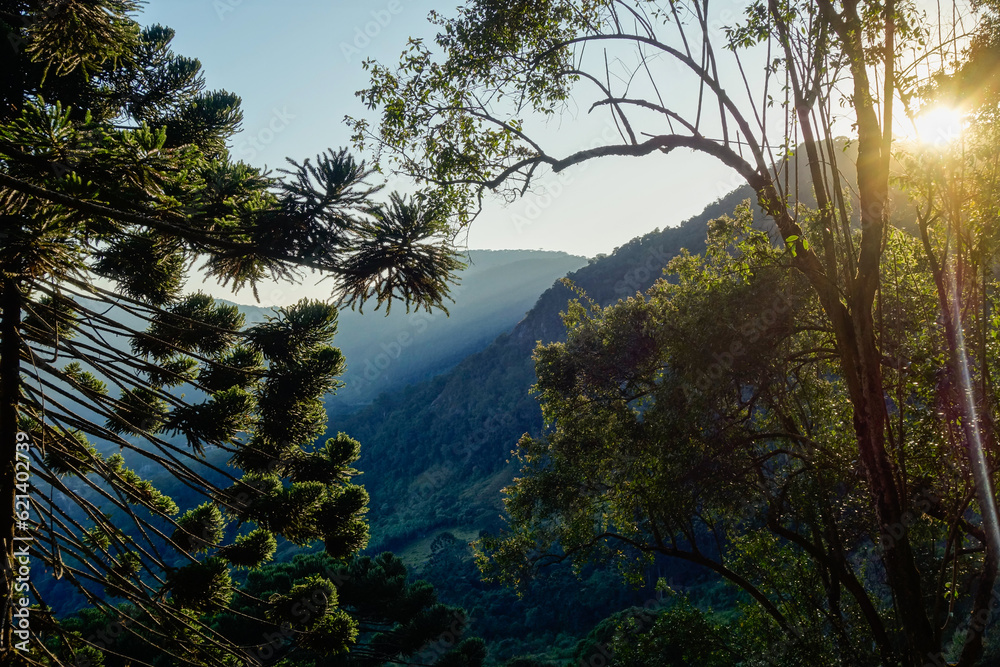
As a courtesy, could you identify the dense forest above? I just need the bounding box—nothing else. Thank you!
[4,1,1000,667]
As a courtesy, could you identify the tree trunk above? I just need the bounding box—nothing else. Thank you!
[0,276,21,663]
[849,312,936,665]
[756,179,936,665]
[843,8,938,650]
[757,4,940,659]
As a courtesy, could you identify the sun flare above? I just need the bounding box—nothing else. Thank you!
[905,105,965,146]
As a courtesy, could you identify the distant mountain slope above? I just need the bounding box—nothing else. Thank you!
[322,185,773,665]
[334,183,761,553]
[37,249,584,615]
[326,249,589,415]
[333,139,928,617]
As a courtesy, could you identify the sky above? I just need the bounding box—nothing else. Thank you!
[137,0,742,267]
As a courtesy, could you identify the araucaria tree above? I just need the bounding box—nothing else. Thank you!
[357,1,1000,665]
[1,2,462,665]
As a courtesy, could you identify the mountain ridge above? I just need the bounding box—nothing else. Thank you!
[333,182,762,553]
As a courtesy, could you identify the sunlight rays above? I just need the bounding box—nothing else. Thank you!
[903,104,967,146]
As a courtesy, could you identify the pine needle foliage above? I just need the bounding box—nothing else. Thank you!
[0,2,464,664]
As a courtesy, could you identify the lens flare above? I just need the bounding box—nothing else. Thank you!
[946,265,1000,561]
[908,105,965,145]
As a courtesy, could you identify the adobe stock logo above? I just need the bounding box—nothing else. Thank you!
[236,107,296,162]
[360,313,430,383]
[212,0,247,21]
[340,1,404,62]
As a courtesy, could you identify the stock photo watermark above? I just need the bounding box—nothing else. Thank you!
[340,1,405,63]
[359,313,430,384]
[412,609,472,664]
[236,107,297,162]
[613,244,675,297]
[677,289,796,401]
[212,0,247,21]
[4,430,33,654]
[509,120,622,235]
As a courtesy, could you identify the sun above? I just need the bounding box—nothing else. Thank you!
[903,105,966,146]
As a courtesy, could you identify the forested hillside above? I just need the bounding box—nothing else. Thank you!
[331,141,925,663]
[327,249,588,414]
[326,185,759,661]
[30,250,587,614]
[9,1,1000,666]
[337,184,754,553]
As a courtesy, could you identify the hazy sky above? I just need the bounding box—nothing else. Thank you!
[128,2,967,309]
[138,1,742,264]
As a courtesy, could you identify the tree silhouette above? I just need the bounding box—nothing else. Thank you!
[0,2,462,664]
[357,2,1000,664]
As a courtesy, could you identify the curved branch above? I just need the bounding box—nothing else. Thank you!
[530,32,771,176]
[464,132,764,195]
[589,96,698,135]
[0,171,338,278]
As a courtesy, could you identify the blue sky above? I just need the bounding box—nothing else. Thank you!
[137,1,742,301]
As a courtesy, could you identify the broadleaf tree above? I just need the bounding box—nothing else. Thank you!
[0,2,463,665]
[356,1,1000,665]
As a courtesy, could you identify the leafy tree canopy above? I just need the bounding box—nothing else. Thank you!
[360,2,1000,664]
[476,198,1000,664]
